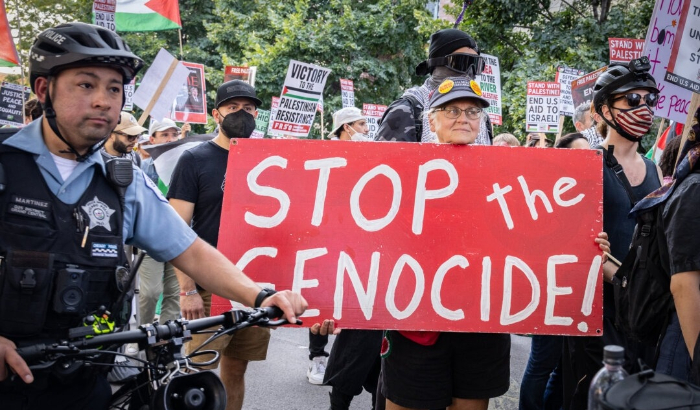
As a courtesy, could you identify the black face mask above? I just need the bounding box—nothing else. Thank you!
[220,110,256,139]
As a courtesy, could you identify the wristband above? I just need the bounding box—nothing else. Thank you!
[254,288,277,308]
[179,289,198,296]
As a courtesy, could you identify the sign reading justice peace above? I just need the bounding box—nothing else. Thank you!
[213,140,604,336]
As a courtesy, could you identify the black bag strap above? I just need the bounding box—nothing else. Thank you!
[600,145,638,207]
[402,94,424,142]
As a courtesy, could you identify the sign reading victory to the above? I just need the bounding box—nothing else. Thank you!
[212,139,604,336]
[270,60,331,138]
[526,81,561,133]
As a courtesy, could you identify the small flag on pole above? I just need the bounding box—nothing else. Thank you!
[115,0,181,32]
[0,0,20,67]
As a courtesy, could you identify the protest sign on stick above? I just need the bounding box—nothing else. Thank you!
[0,82,30,127]
[526,81,561,133]
[363,103,387,140]
[270,60,331,138]
[556,66,584,117]
[664,0,700,94]
[224,66,257,86]
[608,38,645,64]
[123,78,136,112]
[252,109,270,139]
[477,54,502,125]
[643,0,693,123]
[92,0,116,32]
[132,48,190,125]
[211,139,604,335]
[571,67,607,109]
[340,79,355,108]
[267,97,282,138]
[172,62,207,124]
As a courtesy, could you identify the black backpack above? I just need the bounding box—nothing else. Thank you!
[377,92,423,142]
[600,368,700,410]
[613,203,674,346]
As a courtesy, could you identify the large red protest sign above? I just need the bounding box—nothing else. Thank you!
[213,140,604,336]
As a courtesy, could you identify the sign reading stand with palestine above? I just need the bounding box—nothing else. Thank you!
[363,103,387,140]
[664,0,700,93]
[93,0,116,32]
[340,79,355,108]
[270,60,331,138]
[608,38,645,64]
[477,54,502,125]
[526,81,561,133]
[211,139,604,335]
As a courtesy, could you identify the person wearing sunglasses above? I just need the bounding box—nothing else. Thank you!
[375,29,492,145]
[562,57,663,410]
[101,111,146,167]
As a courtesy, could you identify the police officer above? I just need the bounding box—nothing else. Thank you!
[0,23,307,410]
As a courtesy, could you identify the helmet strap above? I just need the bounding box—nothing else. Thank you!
[43,82,107,162]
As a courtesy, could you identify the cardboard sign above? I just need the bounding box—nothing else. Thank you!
[555,66,585,117]
[0,82,30,127]
[172,62,207,124]
[132,48,190,123]
[252,109,270,139]
[665,0,700,93]
[212,139,604,336]
[477,54,503,125]
[270,60,331,137]
[93,0,116,32]
[526,82,561,133]
[340,79,355,108]
[643,0,693,123]
[571,66,608,109]
[362,103,387,140]
[609,38,646,64]
[224,66,257,86]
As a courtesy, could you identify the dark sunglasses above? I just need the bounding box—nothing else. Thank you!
[427,53,486,76]
[612,92,659,108]
[113,131,140,141]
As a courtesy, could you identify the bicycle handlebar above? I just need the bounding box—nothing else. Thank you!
[17,307,292,363]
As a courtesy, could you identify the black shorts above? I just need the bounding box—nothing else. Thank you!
[381,331,511,409]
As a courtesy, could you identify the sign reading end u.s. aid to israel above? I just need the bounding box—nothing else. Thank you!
[213,139,604,336]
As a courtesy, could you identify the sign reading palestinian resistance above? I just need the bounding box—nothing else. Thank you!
[267,97,282,138]
[643,0,693,123]
[555,66,584,117]
[476,54,503,125]
[211,139,604,336]
[172,62,207,124]
[0,82,30,127]
[340,79,355,108]
[526,82,561,133]
[362,103,387,140]
[270,60,331,138]
[571,66,608,109]
[665,0,700,93]
[608,38,645,64]
[252,109,270,139]
[93,0,116,32]
[224,66,257,86]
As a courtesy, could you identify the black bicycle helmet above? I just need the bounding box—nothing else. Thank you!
[29,23,144,162]
[592,58,659,116]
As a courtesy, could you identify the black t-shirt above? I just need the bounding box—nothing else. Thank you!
[167,140,228,247]
[662,172,700,275]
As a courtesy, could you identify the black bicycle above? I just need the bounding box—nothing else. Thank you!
[16,307,300,410]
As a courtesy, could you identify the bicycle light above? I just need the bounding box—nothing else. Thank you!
[154,371,226,410]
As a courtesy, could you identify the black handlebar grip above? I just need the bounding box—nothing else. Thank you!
[16,344,46,362]
[260,306,284,319]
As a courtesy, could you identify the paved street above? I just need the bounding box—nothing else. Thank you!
[242,328,531,410]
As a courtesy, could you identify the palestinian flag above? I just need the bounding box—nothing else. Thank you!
[0,0,19,67]
[115,0,181,32]
[646,122,683,164]
[281,86,321,103]
[142,134,213,191]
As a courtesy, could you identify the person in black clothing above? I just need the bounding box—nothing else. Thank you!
[562,58,663,410]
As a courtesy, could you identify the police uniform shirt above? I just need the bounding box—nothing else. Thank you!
[3,120,196,262]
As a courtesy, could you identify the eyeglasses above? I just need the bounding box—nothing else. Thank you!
[612,92,659,108]
[113,131,139,141]
[435,106,483,120]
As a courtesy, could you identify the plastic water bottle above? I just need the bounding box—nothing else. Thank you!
[588,345,628,409]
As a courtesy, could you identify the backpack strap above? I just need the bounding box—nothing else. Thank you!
[402,94,424,142]
[600,145,638,207]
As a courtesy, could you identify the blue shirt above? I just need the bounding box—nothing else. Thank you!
[2,120,197,262]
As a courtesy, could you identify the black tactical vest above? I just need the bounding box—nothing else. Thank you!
[0,145,129,343]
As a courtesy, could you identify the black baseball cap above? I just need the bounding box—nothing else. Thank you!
[215,80,262,109]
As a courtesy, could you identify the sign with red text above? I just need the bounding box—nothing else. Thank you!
[665,0,700,93]
[609,38,646,64]
[267,97,282,137]
[340,79,355,108]
[224,66,257,86]
[555,66,585,117]
[172,62,207,124]
[571,66,608,109]
[212,139,604,336]
[363,103,387,140]
[270,60,331,137]
[477,54,503,125]
[526,82,561,133]
[93,0,116,32]
[643,0,693,123]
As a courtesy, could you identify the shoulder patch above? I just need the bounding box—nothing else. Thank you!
[142,172,168,203]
